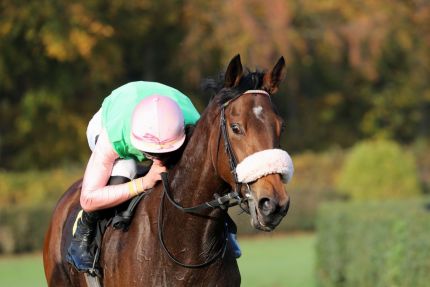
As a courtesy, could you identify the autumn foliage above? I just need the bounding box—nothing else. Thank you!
[1,0,430,169]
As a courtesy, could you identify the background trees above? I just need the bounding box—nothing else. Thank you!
[1,0,429,170]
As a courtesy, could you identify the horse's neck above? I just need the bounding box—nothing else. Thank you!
[163,109,227,252]
[169,109,225,207]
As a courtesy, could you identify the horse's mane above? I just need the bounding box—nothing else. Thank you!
[201,68,267,105]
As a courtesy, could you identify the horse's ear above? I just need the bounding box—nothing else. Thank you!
[224,54,243,88]
[263,56,286,94]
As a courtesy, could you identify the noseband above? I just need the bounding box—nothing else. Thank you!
[158,90,270,268]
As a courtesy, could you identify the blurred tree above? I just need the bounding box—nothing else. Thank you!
[0,0,429,170]
[0,0,187,169]
[0,0,119,168]
[181,0,430,149]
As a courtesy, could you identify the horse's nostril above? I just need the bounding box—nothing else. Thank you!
[258,198,275,216]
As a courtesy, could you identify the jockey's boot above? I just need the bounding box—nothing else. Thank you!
[226,214,241,258]
[229,232,242,258]
[66,210,100,272]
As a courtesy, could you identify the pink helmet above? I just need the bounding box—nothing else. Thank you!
[130,95,185,153]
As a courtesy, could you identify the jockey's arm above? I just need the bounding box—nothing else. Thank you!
[80,130,132,212]
[80,130,166,212]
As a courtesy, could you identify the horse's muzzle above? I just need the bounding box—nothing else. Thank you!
[242,193,289,232]
[253,196,289,231]
[243,175,290,231]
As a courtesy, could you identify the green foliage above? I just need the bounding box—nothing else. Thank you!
[316,198,430,287]
[13,89,89,168]
[0,0,187,170]
[337,140,421,200]
[0,168,82,254]
[0,204,53,254]
[0,168,82,207]
[1,0,430,170]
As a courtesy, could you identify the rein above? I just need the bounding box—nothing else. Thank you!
[158,173,240,268]
[157,90,269,268]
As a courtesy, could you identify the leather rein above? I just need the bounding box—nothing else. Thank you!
[158,90,270,268]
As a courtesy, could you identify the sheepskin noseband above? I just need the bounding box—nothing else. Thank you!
[235,149,294,183]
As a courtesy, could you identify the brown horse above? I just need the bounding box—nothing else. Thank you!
[43,54,291,286]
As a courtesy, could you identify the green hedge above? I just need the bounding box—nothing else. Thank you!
[0,167,83,208]
[0,168,82,254]
[337,139,421,200]
[0,204,54,254]
[316,198,430,287]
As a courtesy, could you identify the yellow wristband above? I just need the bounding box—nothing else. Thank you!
[128,181,138,197]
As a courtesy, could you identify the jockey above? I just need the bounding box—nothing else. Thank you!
[66,81,241,273]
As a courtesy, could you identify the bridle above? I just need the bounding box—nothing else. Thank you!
[218,90,271,224]
[158,89,270,268]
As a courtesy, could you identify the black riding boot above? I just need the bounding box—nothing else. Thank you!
[67,176,129,272]
[66,210,100,272]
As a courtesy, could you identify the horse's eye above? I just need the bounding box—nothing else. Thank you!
[230,123,243,135]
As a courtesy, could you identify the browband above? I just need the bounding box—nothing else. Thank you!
[243,90,270,96]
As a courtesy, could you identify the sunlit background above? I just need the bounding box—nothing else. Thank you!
[1,1,429,286]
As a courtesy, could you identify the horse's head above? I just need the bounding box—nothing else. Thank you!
[209,55,293,232]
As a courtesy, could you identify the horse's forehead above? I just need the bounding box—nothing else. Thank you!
[253,105,264,121]
[233,95,276,120]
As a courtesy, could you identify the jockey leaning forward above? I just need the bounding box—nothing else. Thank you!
[66,81,241,273]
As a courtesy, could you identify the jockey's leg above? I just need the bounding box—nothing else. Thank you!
[67,158,137,272]
[66,210,101,272]
[226,214,242,258]
[109,158,137,184]
[228,233,241,259]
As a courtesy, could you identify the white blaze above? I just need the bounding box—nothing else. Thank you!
[253,106,264,121]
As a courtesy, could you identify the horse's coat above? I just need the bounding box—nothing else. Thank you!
[43,55,290,287]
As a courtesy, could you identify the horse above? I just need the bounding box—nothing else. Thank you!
[43,54,291,286]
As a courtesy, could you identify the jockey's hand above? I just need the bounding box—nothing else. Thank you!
[140,159,166,191]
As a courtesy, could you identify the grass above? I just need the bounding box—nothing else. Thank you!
[239,233,316,287]
[0,233,315,287]
[0,254,46,287]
